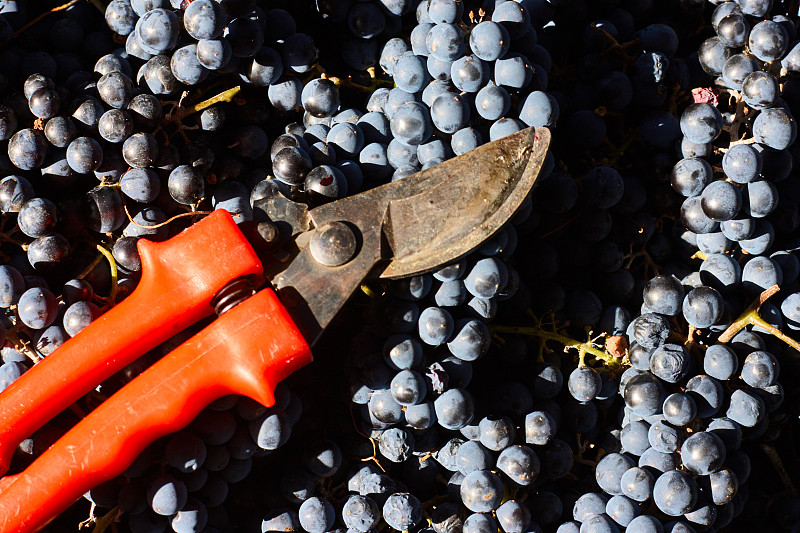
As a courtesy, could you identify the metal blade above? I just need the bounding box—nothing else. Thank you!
[269,126,551,345]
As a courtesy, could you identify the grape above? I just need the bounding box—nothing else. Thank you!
[380,493,423,528]
[680,104,722,144]
[430,92,469,134]
[606,494,640,527]
[653,471,697,516]
[752,108,796,150]
[434,388,474,430]
[391,101,433,145]
[742,71,779,110]
[649,344,690,383]
[147,473,188,516]
[567,366,602,402]
[700,180,741,221]
[393,52,429,93]
[122,132,159,168]
[168,165,205,206]
[662,393,697,427]
[682,286,724,328]
[470,21,510,62]
[172,499,208,533]
[626,515,663,533]
[680,431,726,475]
[298,497,335,533]
[460,470,504,512]
[697,36,730,75]
[120,168,160,203]
[164,432,207,473]
[744,180,778,219]
[740,350,779,388]
[620,467,655,503]
[62,301,99,337]
[595,453,635,496]
[447,319,490,361]
[8,128,48,170]
[17,198,57,238]
[342,495,379,532]
[573,492,609,522]
[748,20,788,62]
[722,53,758,91]
[624,372,664,416]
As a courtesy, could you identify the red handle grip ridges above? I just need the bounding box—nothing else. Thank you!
[0,210,263,476]
[0,288,312,532]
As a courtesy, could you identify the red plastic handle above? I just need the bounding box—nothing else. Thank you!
[0,210,263,476]
[0,288,312,532]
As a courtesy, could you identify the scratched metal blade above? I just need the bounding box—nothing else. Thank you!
[270,126,551,345]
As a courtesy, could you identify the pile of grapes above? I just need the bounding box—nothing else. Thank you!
[0,0,799,531]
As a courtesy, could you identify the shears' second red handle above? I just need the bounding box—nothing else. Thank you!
[0,288,311,532]
[0,210,263,476]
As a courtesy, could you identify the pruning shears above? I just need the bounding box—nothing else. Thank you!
[0,126,550,532]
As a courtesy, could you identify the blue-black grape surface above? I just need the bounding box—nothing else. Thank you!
[0,0,799,532]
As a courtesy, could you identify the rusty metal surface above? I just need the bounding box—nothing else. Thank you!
[264,126,551,346]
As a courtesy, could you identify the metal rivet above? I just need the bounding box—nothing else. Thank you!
[309,221,357,267]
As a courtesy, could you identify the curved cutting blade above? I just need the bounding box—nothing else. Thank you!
[377,126,551,278]
[270,126,551,344]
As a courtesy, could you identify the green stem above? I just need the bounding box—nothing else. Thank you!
[490,324,616,365]
[172,86,241,122]
[718,285,779,343]
[96,244,118,308]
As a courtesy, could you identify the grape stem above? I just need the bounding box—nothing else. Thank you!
[11,0,82,39]
[760,444,799,495]
[168,86,242,122]
[95,244,118,309]
[490,311,622,367]
[717,285,800,351]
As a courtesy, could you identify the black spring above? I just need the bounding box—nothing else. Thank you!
[211,277,256,316]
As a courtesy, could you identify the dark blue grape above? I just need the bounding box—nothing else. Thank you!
[680,431,726,475]
[298,497,335,533]
[753,108,796,150]
[434,388,474,430]
[105,0,138,35]
[703,344,737,381]
[62,300,99,337]
[697,36,730,75]
[624,372,664,416]
[653,470,697,516]
[164,432,207,473]
[625,515,663,533]
[649,343,690,383]
[342,495,379,532]
[680,103,722,144]
[700,180,741,222]
[596,453,635,496]
[682,286,724,328]
[447,319,489,361]
[740,350,778,388]
[620,466,655,502]
[460,470,504,511]
[573,492,609,522]
[748,20,788,63]
[470,21,509,62]
[670,158,712,198]
[17,198,57,238]
[136,8,179,55]
[184,0,226,40]
[147,473,187,516]
[567,366,601,402]
[8,128,48,171]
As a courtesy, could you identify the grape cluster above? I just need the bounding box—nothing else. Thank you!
[0,0,799,532]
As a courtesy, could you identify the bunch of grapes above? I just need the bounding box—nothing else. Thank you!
[0,0,799,532]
